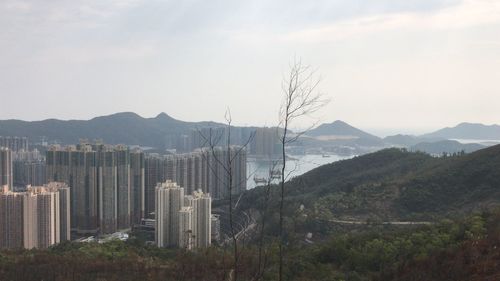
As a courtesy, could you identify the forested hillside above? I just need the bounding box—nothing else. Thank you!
[242,145,500,224]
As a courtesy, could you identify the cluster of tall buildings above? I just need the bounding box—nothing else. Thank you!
[165,127,281,156]
[0,136,29,152]
[46,141,244,237]
[250,127,282,156]
[1,135,246,250]
[0,140,47,190]
[46,142,145,234]
[12,148,46,187]
[0,182,70,249]
[145,146,247,217]
[155,181,212,249]
[1,144,70,250]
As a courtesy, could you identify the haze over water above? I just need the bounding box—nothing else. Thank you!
[247,154,354,189]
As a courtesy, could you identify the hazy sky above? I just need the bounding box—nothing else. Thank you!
[1,0,499,136]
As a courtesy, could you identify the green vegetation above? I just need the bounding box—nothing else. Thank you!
[242,145,500,228]
[2,145,500,280]
[0,210,499,280]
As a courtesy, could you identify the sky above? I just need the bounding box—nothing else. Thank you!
[1,0,499,136]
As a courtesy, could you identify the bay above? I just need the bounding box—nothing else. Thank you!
[246,154,354,189]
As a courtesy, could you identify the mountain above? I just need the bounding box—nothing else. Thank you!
[305,120,384,146]
[307,120,379,139]
[410,139,485,155]
[383,134,422,147]
[0,112,224,149]
[422,122,500,140]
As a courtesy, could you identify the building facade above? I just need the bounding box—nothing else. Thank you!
[178,206,193,249]
[189,190,212,248]
[155,180,184,248]
[13,160,46,187]
[0,136,28,152]
[155,181,212,250]
[144,145,246,216]
[130,150,145,225]
[0,147,13,189]
[46,142,144,234]
[0,182,70,249]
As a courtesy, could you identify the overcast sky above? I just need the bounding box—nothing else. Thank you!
[1,0,499,136]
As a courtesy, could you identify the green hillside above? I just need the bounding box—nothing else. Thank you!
[242,144,500,224]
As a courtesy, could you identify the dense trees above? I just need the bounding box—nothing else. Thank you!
[0,210,499,281]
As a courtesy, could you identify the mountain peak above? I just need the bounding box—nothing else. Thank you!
[155,112,174,120]
[307,120,381,142]
[91,112,141,121]
[331,120,349,126]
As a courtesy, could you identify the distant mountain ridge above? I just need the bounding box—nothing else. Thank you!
[0,112,224,149]
[0,114,388,153]
[2,114,498,155]
[422,122,500,140]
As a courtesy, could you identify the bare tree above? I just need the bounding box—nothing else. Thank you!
[198,109,254,281]
[277,59,329,281]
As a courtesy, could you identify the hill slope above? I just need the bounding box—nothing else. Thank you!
[243,144,500,222]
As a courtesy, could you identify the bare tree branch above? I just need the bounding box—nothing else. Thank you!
[196,109,254,281]
[277,58,330,281]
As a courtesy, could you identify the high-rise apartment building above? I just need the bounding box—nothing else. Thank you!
[250,127,281,156]
[47,144,99,234]
[130,150,145,225]
[0,182,70,249]
[11,148,45,189]
[0,147,13,189]
[145,154,176,218]
[176,154,198,195]
[202,146,247,199]
[189,190,212,248]
[12,148,42,162]
[13,160,46,187]
[178,206,193,250]
[144,146,246,206]
[0,136,28,152]
[34,189,58,249]
[0,186,25,249]
[155,182,212,250]
[145,156,161,218]
[155,180,184,248]
[115,145,131,230]
[99,147,118,234]
[46,182,71,242]
[46,142,144,234]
